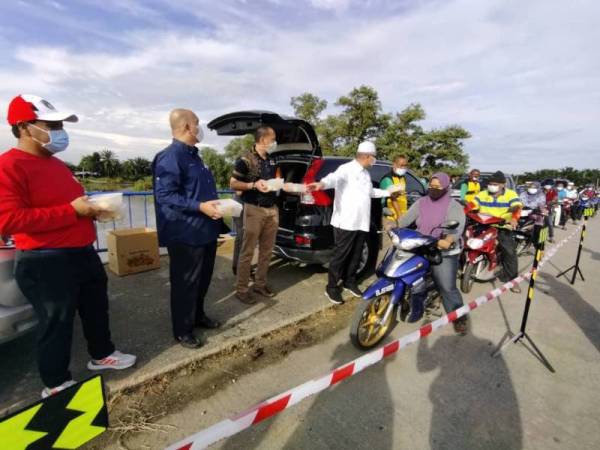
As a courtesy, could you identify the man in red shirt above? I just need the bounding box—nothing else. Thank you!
[0,95,136,398]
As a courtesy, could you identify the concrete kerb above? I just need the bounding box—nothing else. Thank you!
[105,301,340,399]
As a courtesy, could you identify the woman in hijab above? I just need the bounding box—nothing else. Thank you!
[396,172,468,334]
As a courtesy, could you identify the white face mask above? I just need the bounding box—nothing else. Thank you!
[557,186,564,191]
[487,184,500,194]
[527,188,538,195]
[196,125,204,143]
[266,140,278,154]
[544,185,552,190]
[394,168,407,176]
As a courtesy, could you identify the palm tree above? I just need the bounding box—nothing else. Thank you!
[79,152,102,175]
[99,149,119,177]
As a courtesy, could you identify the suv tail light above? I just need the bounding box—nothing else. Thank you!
[301,159,332,206]
[294,235,312,247]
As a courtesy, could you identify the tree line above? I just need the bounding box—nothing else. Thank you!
[68,150,153,181]
[517,168,600,187]
[69,86,597,190]
[205,85,472,187]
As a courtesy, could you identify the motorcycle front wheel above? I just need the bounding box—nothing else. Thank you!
[461,262,476,293]
[350,294,396,350]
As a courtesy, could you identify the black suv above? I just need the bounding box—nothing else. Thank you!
[208,111,426,278]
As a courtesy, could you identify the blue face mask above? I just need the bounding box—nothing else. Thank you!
[30,124,69,153]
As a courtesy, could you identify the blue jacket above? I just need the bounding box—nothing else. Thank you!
[152,139,220,247]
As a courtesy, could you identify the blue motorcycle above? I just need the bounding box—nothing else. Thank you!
[349,220,459,350]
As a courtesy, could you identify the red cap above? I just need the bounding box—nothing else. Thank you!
[7,94,78,125]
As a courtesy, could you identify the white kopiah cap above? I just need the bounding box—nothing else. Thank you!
[357,141,376,155]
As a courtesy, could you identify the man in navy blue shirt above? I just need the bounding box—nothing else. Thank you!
[152,109,222,349]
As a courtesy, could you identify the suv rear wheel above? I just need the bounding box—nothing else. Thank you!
[356,232,379,280]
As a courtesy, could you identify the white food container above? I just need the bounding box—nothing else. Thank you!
[89,193,124,222]
[284,183,307,193]
[216,199,243,217]
[265,178,284,191]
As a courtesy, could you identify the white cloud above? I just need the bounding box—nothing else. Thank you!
[310,0,351,11]
[0,0,599,173]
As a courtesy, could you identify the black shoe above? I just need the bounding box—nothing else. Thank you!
[176,334,203,349]
[325,287,344,305]
[195,315,221,329]
[232,266,237,276]
[343,283,362,298]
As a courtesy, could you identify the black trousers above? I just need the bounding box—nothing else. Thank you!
[327,228,367,289]
[14,247,115,388]
[497,229,519,281]
[167,241,217,338]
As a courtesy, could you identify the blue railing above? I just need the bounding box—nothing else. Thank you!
[88,190,234,252]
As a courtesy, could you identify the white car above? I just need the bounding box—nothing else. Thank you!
[0,238,37,344]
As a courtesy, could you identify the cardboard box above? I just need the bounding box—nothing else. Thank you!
[107,228,160,276]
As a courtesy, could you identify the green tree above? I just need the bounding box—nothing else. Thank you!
[201,147,233,189]
[375,103,427,164]
[518,168,600,186]
[99,149,120,177]
[416,125,471,175]
[330,85,390,156]
[223,134,255,162]
[121,157,151,180]
[290,93,328,124]
[79,152,102,174]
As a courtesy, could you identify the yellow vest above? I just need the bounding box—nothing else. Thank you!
[386,176,407,220]
[465,180,480,205]
[473,189,523,228]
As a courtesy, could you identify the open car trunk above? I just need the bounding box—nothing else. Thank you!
[208,110,323,231]
[274,155,313,231]
[207,110,322,157]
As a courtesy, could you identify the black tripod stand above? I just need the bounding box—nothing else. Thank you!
[492,225,555,372]
[556,207,594,285]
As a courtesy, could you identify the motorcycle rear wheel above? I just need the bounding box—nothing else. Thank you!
[350,294,396,350]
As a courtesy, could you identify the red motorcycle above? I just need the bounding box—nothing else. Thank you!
[460,211,505,293]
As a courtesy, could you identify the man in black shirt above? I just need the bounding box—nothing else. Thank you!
[230,126,279,304]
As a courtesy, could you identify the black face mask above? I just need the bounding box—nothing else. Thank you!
[428,188,446,201]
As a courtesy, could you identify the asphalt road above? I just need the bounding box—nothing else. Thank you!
[91,216,600,450]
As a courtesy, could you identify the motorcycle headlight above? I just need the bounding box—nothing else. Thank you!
[399,238,428,250]
[467,238,484,249]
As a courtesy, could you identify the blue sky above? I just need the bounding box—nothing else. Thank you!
[0,0,598,173]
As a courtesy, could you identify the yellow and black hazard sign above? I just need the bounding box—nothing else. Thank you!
[0,375,108,450]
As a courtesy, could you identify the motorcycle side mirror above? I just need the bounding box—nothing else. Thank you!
[382,207,395,218]
[441,220,460,230]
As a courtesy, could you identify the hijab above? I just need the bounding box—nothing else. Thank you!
[416,172,453,238]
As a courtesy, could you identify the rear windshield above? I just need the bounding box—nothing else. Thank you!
[316,158,348,180]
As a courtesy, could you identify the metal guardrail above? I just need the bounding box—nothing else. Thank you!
[88,190,234,252]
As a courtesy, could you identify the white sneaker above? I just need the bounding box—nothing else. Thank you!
[87,350,137,371]
[41,380,77,399]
